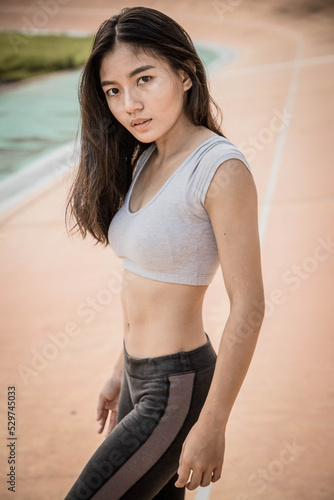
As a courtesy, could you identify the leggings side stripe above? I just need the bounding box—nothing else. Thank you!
[91,371,195,500]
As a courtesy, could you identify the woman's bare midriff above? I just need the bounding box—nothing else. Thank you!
[121,268,209,358]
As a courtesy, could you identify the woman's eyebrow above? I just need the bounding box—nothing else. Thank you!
[101,65,156,87]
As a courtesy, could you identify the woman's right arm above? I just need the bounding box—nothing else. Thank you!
[96,349,124,437]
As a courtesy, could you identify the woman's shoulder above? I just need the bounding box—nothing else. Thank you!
[193,131,241,155]
[198,134,252,175]
[185,132,253,216]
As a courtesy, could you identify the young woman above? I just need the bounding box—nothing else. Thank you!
[64,6,264,500]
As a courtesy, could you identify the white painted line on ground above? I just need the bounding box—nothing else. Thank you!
[0,140,78,216]
[195,485,212,500]
[258,41,303,245]
[219,53,334,78]
[0,27,93,37]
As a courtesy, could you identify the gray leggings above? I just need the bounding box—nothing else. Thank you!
[64,333,217,500]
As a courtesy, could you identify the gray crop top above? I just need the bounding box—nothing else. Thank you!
[108,135,252,285]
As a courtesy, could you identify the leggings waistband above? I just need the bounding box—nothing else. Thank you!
[123,332,217,379]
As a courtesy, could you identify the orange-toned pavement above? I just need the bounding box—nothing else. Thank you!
[0,1,333,499]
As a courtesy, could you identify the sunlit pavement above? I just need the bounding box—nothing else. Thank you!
[0,1,333,499]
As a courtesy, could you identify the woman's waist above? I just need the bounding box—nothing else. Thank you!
[122,297,204,328]
[123,312,207,358]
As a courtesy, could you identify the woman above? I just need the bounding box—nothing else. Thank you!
[64,6,264,500]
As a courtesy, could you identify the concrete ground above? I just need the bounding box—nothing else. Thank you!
[0,1,334,499]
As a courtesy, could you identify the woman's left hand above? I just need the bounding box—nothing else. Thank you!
[174,418,225,490]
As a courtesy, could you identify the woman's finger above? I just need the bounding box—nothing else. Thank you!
[175,465,192,488]
[211,466,222,482]
[201,469,213,487]
[96,394,107,421]
[106,410,117,436]
[96,412,107,433]
[186,468,202,490]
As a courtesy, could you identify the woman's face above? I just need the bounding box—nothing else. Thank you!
[99,43,193,143]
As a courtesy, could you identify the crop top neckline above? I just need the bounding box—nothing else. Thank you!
[127,135,221,216]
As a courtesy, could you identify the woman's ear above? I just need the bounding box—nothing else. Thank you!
[181,61,196,91]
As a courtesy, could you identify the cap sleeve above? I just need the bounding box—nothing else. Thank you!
[186,139,253,218]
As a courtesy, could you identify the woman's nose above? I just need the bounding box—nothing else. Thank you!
[124,89,143,114]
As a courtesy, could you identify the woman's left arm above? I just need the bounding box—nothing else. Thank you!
[175,158,265,490]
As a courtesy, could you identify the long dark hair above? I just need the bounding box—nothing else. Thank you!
[65,6,226,247]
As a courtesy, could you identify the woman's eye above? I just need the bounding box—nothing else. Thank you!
[138,76,151,84]
[105,76,151,97]
[106,88,119,97]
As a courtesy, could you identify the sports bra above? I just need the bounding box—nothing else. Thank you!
[108,135,252,285]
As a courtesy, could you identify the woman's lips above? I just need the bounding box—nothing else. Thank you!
[133,119,152,130]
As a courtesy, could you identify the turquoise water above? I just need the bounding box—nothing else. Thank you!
[0,69,81,180]
[0,42,236,181]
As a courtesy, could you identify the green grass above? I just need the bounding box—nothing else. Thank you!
[0,32,219,83]
[0,32,95,82]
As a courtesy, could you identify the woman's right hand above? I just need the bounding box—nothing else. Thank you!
[96,372,122,438]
